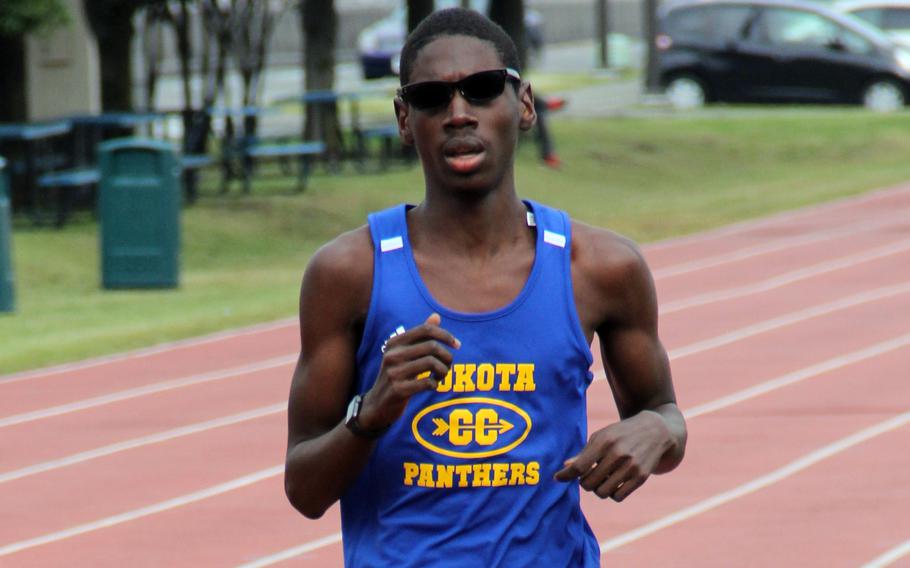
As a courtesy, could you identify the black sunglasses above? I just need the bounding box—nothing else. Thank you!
[398,68,522,111]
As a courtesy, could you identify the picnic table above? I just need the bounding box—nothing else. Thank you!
[0,120,73,219]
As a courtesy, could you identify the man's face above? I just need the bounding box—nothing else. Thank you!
[395,35,536,194]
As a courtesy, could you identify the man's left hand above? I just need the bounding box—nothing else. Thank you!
[553,410,675,502]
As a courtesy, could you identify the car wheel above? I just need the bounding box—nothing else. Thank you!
[666,76,707,110]
[862,80,905,113]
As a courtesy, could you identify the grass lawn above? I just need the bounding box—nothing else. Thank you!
[3,110,910,373]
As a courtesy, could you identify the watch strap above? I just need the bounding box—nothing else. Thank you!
[345,395,389,439]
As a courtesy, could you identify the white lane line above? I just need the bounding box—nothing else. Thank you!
[683,331,910,419]
[0,403,287,484]
[0,465,284,557]
[0,355,296,429]
[236,533,344,568]
[239,331,910,566]
[646,183,910,252]
[652,214,909,279]
[7,245,906,431]
[860,539,910,568]
[5,186,907,389]
[599,410,910,553]
[8,281,905,484]
[668,282,910,360]
[661,238,910,315]
[0,318,297,385]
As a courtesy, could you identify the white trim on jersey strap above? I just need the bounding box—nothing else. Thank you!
[380,236,404,252]
[543,230,566,248]
[526,211,536,227]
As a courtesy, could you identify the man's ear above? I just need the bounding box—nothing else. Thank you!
[518,82,537,132]
[394,97,414,146]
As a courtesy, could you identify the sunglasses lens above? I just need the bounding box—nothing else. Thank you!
[406,82,453,110]
[460,71,507,102]
[402,70,515,110]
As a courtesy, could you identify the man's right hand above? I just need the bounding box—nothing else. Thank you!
[358,313,460,431]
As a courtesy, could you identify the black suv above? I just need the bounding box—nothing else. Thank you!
[656,0,910,110]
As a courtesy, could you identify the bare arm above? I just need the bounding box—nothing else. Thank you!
[555,223,687,501]
[284,228,459,519]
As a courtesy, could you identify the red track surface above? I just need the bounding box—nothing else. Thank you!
[3,185,910,567]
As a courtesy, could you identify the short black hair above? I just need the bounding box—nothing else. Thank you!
[399,7,520,85]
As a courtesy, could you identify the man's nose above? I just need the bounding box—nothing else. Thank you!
[444,91,479,128]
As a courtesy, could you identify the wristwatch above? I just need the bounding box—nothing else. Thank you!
[344,394,389,439]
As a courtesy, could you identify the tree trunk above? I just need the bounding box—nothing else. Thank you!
[175,0,194,114]
[643,0,660,92]
[488,0,527,71]
[596,0,610,69]
[0,35,28,122]
[142,7,165,110]
[407,0,433,34]
[301,0,341,157]
[83,1,136,112]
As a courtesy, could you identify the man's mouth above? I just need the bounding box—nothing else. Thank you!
[443,139,486,174]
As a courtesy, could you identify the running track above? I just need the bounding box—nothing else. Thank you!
[3,185,910,567]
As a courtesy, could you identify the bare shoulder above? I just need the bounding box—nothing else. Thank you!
[300,224,374,323]
[570,220,657,330]
[571,220,650,285]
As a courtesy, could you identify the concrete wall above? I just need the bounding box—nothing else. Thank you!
[26,0,100,120]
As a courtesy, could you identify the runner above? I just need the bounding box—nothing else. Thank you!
[284,8,686,566]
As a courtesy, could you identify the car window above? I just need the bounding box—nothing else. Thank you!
[839,25,875,53]
[851,7,885,27]
[884,7,910,29]
[759,8,841,47]
[665,5,752,41]
[712,5,754,41]
[665,6,712,40]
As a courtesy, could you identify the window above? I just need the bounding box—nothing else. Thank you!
[839,27,874,54]
[666,4,753,42]
[852,8,885,27]
[884,7,910,30]
[760,8,841,48]
[711,5,754,41]
[666,6,711,40]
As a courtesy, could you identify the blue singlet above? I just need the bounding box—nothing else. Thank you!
[341,200,600,567]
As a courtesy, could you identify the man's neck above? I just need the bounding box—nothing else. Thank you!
[408,188,532,257]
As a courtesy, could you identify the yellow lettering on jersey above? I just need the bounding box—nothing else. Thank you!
[496,363,516,391]
[455,464,472,487]
[403,461,541,489]
[418,463,435,487]
[525,461,540,485]
[514,364,536,391]
[508,462,526,485]
[435,464,455,488]
[471,463,492,487]
[476,363,495,391]
[448,409,474,446]
[403,462,419,486]
[491,463,510,487]
[436,369,453,392]
[453,364,477,392]
[474,408,501,445]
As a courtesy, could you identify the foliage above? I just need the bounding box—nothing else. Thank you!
[0,0,69,37]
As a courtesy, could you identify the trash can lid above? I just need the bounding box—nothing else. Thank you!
[98,137,177,154]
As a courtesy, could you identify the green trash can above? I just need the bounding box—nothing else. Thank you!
[0,156,14,312]
[98,138,181,289]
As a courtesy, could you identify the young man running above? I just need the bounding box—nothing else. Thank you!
[285,8,686,566]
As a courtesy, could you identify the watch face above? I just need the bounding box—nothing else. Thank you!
[346,395,361,423]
